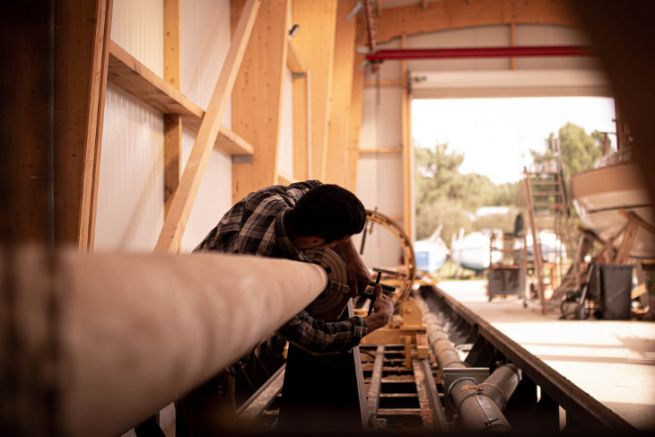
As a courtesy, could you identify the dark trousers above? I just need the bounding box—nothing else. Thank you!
[175,370,237,437]
[277,344,363,432]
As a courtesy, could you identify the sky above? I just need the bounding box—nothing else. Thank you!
[411,97,616,184]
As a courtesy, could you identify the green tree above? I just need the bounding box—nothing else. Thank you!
[532,122,603,181]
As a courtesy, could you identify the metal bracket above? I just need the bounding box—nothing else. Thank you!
[443,367,489,395]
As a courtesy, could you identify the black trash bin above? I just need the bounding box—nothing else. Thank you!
[588,264,633,320]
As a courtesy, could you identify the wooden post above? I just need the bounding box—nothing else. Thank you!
[346,53,365,192]
[154,0,261,253]
[523,170,547,314]
[163,0,183,216]
[55,0,113,251]
[231,0,290,202]
[401,34,413,240]
[325,0,356,186]
[291,0,338,181]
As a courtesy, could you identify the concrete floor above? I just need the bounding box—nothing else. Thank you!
[438,279,655,430]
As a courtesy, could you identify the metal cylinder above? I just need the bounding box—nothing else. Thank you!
[479,364,521,410]
[3,246,328,436]
[418,300,464,370]
[416,296,519,431]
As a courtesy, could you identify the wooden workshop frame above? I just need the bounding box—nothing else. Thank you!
[45,0,585,253]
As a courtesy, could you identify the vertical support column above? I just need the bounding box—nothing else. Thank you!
[55,0,113,251]
[292,71,309,180]
[231,0,289,202]
[346,53,365,192]
[163,0,183,216]
[400,34,414,241]
[325,0,356,186]
[291,0,338,181]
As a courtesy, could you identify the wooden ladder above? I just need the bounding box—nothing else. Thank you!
[523,153,571,314]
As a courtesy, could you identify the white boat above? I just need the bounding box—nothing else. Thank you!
[524,230,567,263]
[414,225,448,273]
[571,152,654,259]
[450,229,502,272]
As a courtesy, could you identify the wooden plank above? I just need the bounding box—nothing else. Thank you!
[292,0,338,181]
[155,0,261,253]
[108,40,204,119]
[364,79,403,88]
[163,0,182,217]
[277,173,297,186]
[400,34,413,241]
[359,147,402,155]
[366,345,385,428]
[287,38,306,73]
[292,73,309,180]
[231,0,289,202]
[346,53,365,191]
[54,0,113,249]
[107,40,254,157]
[325,0,357,186]
[4,2,52,244]
[372,0,579,44]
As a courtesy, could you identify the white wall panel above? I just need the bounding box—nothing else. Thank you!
[111,0,164,75]
[181,0,232,126]
[95,1,165,252]
[356,154,403,217]
[360,88,403,149]
[278,67,294,179]
[96,84,165,252]
[180,0,234,252]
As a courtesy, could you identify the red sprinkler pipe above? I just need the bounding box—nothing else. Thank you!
[366,45,593,62]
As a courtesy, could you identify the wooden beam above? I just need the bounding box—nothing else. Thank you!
[364,79,403,88]
[400,34,413,241]
[54,0,113,250]
[292,73,310,180]
[358,147,402,155]
[155,0,261,253]
[287,38,306,73]
[371,0,579,44]
[4,3,52,245]
[108,40,203,119]
[107,40,253,157]
[346,53,365,191]
[164,0,182,217]
[278,173,297,186]
[325,0,357,186]
[292,0,338,181]
[231,0,289,202]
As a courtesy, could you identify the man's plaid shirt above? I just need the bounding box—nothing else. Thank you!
[195,180,367,354]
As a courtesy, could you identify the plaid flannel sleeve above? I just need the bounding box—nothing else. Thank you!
[277,311,368,355]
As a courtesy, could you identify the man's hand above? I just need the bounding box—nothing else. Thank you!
[333,238,370,297]
[363,284,394,332]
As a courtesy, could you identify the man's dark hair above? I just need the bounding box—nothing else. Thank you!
[285,184,366,243]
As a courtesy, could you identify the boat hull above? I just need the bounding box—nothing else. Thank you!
[571,162,654,259]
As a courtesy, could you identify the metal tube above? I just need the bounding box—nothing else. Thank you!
[5,246,327,436]
[479,364,521,410]
[422,309,465,370]
[366,45,592,62]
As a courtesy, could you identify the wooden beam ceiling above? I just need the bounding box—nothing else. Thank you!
[371,0,579,45]
[155,0,261,253]
[231,0,290,202]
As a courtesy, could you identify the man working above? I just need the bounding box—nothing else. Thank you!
[176,180,394,434]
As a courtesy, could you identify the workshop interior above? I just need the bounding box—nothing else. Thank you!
[2,0,655,435]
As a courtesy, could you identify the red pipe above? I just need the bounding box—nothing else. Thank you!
[366,45,593,62]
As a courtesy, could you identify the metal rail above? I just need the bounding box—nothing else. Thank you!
[421,285,636,432]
